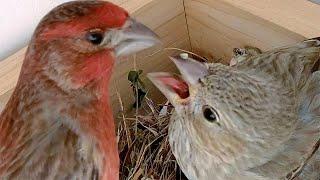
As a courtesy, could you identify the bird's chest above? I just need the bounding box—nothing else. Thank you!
[4,127,102,180]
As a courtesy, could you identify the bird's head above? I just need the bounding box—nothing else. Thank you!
[148,55,294,165]
[22,0,159,90]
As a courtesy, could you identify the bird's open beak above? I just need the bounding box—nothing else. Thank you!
[104,18,160,57]
[168,55,208,85]
[147,54,208,105]
[147,72,190,103]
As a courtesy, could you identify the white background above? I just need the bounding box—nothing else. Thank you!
[0,0,71,60]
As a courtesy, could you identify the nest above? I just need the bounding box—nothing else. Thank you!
[116,50,196,180]
[116,95,186,180]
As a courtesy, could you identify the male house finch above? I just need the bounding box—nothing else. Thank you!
[0,1,159,179]
[148,38,320,179]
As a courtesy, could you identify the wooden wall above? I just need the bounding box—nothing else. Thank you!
[184,0,320,63]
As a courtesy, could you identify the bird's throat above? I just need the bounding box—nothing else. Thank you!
[71,51,116,89]
[78,80,119,180]
[83,98,119,180]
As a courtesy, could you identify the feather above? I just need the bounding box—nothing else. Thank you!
[240,39,320,179]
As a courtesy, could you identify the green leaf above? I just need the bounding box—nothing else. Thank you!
[127,69,148,108]
[128,71,140,84]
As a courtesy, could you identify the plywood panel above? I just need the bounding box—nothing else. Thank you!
[0,0,190,113]
[185,0,306,63]
[0,47,26,97]
[221,0,320,39]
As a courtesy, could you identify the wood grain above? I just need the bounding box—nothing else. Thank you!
[221,0,320,39]
[185,0,306,63]
[0,47,26,97]
[0,0,190,113]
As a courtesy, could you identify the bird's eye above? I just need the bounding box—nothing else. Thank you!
[202,105,219,124]
[86,31,104,45]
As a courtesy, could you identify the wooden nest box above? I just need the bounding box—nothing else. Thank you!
[0,0,320,114]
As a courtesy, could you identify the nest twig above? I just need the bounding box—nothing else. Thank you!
[117,96,182,180]
[116,73,180,179]
[116,49,197,180]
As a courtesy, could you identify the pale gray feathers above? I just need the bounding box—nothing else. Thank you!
[169,38,320,180]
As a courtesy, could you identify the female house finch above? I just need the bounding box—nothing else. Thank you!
[148,38,320,180]
[0,1,159,179]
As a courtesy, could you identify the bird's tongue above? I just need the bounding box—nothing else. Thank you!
[158,75,189,99]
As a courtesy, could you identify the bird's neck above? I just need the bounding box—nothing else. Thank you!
[62,75,120,180]
[81,79,120,180]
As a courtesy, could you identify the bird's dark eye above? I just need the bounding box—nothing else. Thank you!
[202,105,219,123]
[86,31,104,45]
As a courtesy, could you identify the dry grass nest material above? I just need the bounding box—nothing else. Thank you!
[117,97,185,180]
[116,49,201,180]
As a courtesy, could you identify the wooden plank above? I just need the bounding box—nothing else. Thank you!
[0,0,189,113]
[0,89,13,112]
[0,47,26,97]
[221,0,320,39]
[115,0,154,13]
[185,0,305,63]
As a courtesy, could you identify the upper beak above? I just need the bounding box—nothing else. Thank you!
[104,18,161,57]
[169,55,208,85]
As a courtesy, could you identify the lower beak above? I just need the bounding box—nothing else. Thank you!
[108,18,160,57]
[147,54,209,105]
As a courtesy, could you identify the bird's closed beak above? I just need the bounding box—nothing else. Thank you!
[103,18,160,57]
